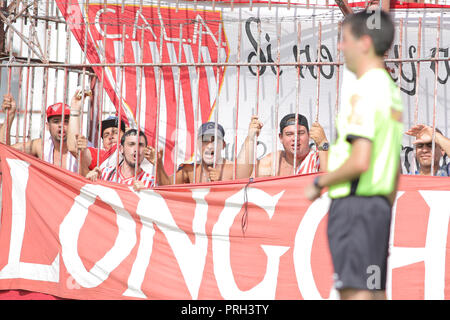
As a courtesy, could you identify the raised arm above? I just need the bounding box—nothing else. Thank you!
[235,115,263,179]
[67,90,93,175]
[67,90,83,155]
[406,124,450,157]
[0,94,38,155]
[0,94,17,145]
[73,134,94,177]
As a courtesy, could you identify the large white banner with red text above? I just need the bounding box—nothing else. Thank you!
[0,144,449,300]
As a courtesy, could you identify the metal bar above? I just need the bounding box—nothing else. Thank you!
[398,19,403,111]
[192,24,203,184]
[40,0,51,164]
[335,0,353,15]
[232,13,242,180]
[58,22,71,167]
[335,21,342,117]
[293,21,301,175]
[23,3,47,64]
[15,5,25,143]
[412,17,421,175]
[26,65,36,143]
[431,17,440,177]
[134,7,145,180]
[251,16,262,178]
[114,24,126,182]
[5,12,13,144]
[3,56,450,68]
[78,0,90,175]
[21,16,33,152]
[315,22,322,123]
[414,18,422,125]
[0,9,45,62]
[212,22,223,169]
[97,0,108,167]
[153,27,164,184]
[272,17,282,177]
[172,24,183,184]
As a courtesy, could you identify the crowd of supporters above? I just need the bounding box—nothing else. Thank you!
[0,90,449,190]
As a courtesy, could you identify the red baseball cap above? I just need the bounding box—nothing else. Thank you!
[46,103,70,121]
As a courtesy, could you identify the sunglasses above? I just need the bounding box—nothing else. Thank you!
[200,135,222,142]
[415,142,433,149]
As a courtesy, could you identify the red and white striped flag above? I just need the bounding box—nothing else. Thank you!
[56,1,229,174]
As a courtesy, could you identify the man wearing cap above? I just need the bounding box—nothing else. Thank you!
[405,124,450,176]
[156,119,259,185]
[243,113,329,178]
[67,90,127,175]
[0,93,78,173]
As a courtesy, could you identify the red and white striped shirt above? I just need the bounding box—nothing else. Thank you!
[101,165,156,188]
[296,149,320,175]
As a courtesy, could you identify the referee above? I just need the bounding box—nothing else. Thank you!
[305,10,403,300]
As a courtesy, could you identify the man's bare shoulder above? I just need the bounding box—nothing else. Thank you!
[259,150,282,165]
[12,137,42,155]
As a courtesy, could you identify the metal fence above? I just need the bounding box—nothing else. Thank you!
[0,0,449,180]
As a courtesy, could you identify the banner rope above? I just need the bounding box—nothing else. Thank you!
[241,177,254,236]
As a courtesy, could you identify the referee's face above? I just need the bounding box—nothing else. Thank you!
[339,24,359,73]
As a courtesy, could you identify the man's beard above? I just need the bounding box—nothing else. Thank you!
[125,158,136,169]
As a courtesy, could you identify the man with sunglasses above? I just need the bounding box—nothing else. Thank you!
[406,124,450,176]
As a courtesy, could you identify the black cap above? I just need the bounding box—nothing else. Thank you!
[198,122,225,139]
[100,116,126,138]
[279,113,309,134]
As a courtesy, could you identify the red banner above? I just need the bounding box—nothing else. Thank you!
[0,143,449,300]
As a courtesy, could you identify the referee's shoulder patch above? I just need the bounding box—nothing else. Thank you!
[347,94,363,125]
[390,107,402,122]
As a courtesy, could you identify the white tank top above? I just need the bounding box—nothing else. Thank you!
[43,131,78,173]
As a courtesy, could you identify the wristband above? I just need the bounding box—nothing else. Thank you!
[313,176,323,190]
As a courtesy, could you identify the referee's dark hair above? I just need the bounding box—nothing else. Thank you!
[343,9,395,57]
[121,128,148,146]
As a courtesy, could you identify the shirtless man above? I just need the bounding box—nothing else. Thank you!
[243,113,329,178]
[156,118,261,185]
[0,93,79,173]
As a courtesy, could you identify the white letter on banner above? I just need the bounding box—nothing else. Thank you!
[124,188,210,299]
[293,192,339,300]
[387,191,450,300]
[212,187,289,300]
[0,159,59,282]
[95,8,122,39]
[59,184,136,288]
